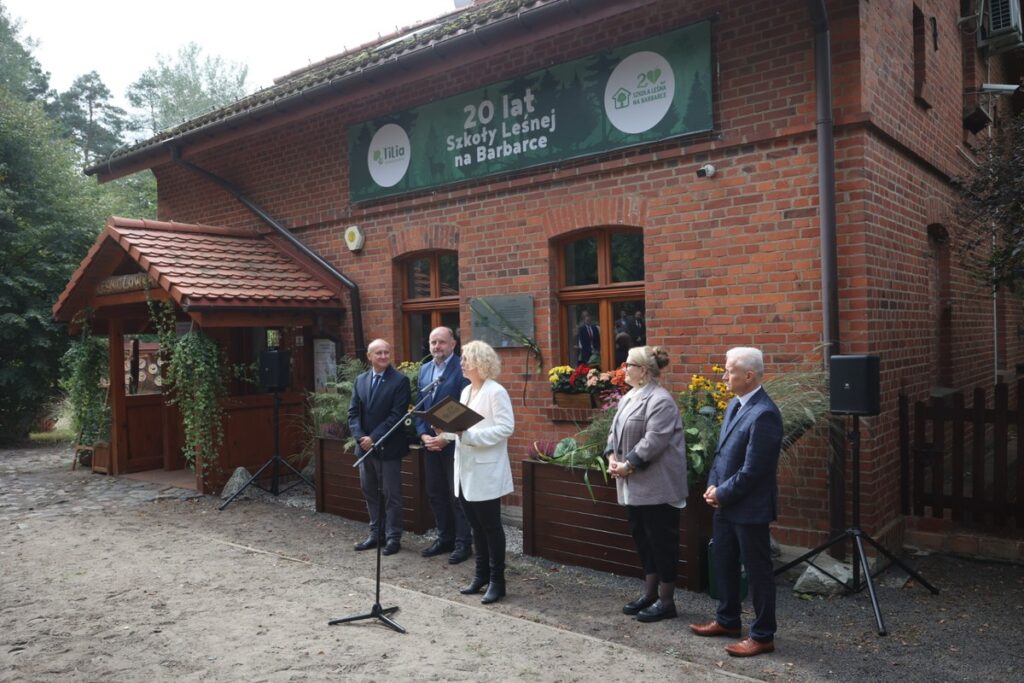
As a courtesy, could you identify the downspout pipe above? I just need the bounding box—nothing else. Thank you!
[172,150,366,353]
[808,0,845,550]
[810,0,840,359]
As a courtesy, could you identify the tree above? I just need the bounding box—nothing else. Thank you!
[0,2,157,442]
[0,88,110,442]
[53,71,128,167]
[127,42,248,136]
[954,111,1024,292]
[0,4,49,101]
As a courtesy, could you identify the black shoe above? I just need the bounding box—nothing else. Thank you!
[448,545,472,565]
[382,540,401,556]
[481,581,506,605]
[460,576,489,595]
[421,539,454,558]
[622,594,657,615]
[353,537,378,551]
[636,599,677,623]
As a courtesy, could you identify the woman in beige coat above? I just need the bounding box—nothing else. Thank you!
[442,340,514,604]
[606,346,688,622]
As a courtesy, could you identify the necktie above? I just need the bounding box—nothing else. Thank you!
[370,374,382,401]
[727,400,740,425]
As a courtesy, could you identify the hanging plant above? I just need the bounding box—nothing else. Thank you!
[165,330,225,470]
[60,317,110,447]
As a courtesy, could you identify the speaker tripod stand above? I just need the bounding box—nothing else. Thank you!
[773,414,938,635]
[219,390,313,511]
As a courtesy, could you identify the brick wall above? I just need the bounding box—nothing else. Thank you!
[150,0,1024,547]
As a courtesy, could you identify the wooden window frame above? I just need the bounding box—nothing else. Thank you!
[399,251,459,362]
[556,229,644,369]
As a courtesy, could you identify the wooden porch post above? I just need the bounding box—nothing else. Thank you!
[107,319,128,475]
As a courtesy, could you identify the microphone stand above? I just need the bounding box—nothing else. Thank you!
[328,374,444,634]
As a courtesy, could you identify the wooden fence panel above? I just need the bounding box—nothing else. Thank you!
[972,388,986,525]
[951,391,965,522]
[994,382,1009,527]
[900,381,1022,531]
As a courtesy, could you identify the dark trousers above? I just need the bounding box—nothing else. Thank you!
[712,514,776,642]
[627,503,680,583]
[423,447,471,547]
[359,456,403,542]
[460,495,505,577]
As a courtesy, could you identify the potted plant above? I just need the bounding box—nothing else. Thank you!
[548,363,597,408]
[306,355,366,446]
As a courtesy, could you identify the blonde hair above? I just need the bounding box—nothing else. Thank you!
[626,345,671,382]
[460,340,501,379]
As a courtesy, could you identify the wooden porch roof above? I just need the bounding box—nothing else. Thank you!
[53,216,344,326]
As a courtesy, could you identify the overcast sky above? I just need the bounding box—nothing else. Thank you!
[5,0,457,106]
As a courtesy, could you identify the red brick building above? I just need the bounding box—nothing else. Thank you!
[85,0,1024,551]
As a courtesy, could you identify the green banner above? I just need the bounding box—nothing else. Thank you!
[348,21,712,202]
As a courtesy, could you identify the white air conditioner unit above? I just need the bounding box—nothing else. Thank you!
[979,0,1024,54]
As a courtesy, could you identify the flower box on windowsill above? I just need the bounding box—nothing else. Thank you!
[552,392,596,409]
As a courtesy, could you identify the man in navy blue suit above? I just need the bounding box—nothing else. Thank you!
[576,310,599,365]
[690,347,783,657]
[416,327,473,564]
[348,339,411,556]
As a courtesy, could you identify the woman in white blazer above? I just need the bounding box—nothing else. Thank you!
[442,340,514,604]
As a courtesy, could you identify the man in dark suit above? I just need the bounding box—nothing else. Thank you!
[416,327,472,564]
[690,347,783,657]
[628,310,646,347]
[348,338,411,556]
[576,310,599,365]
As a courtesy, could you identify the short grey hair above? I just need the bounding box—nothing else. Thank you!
[726,347,764,379]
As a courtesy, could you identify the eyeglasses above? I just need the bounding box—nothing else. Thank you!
[625,362,642,368]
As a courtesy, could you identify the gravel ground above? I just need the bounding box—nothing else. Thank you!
[4,441,1023,682]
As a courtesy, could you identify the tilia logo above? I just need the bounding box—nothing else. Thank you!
[367,123,411,187]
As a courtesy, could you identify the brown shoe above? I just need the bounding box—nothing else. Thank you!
[725,637,775,657]
[689,621,741,638]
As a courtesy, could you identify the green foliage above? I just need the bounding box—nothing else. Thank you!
[0,6,49,101]
[0,12,157,443]
[0,88,106,443]
[52,71,127,167]
[127,43,248,136]
[306,355,367,452]
[763,369,832,455]
[557,366,832,493]
[59,331,110,445]
[676,367,732,482]
[954,111,1024,292]
[164,330,225,469]
[533,435,608,500]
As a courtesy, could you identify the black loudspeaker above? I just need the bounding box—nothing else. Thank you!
[259,348,291,392]
[830,355,880,415]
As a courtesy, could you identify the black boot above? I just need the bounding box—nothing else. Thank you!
[481,573,505,604]
[481,553,505,604]
[460,546,490,595]
[623,573,658,615]
[636,581,677,622]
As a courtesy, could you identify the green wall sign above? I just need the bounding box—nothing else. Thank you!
[348,21,712,202]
